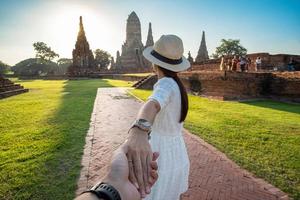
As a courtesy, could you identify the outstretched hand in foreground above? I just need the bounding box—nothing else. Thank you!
[75,144,159,200]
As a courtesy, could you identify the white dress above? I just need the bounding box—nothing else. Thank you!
[144,77,190,200]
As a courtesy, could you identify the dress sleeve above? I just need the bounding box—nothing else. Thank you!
[148,78,174,109]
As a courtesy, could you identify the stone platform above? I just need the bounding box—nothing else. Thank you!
[0,77,28,99]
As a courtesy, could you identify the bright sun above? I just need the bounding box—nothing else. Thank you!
[42,5,117,59]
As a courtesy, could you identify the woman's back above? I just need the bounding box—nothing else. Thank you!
[145,77,189,200]
[150,77,183,137]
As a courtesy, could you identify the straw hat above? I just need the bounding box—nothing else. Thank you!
[143,35,190,72]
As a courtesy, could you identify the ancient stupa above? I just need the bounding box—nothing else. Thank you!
[145,23,154,47]
[116,11,153,71]
[72,16,95,70]
[195,31,209,62]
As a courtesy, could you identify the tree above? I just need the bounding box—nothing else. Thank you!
[0,60,10,75]
[94,49,111,69]
[12,58,58,76]
[212,39,247,58]
[33,42,59,62]
[57,58,72,75]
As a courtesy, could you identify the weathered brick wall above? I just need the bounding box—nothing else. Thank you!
[269,72,300,101]
[191,53,300,72]
[179,71,300,102]
[191,59,220,71]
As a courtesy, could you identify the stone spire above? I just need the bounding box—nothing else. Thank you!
[126,11,142,45]
[115,51,122,69]
[110,56,115,69]
[77,16,86,41]
[72,16,94,69]
[195,31,209,62]
[118,11,145,69]
[145,23,154,47]
[187,51,194,63]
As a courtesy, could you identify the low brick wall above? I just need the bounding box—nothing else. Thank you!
[190,53,300,72]
[179,71,300,102]
[88,74,148,82]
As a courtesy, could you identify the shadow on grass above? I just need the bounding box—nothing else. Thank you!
[33,79,120,200]
[242,100,300,115]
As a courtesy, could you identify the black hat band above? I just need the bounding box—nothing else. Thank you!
[150,50,183,65]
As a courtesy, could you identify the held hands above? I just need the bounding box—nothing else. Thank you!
[125,127,153,198]
[103,144,159,200]
[75,143,158,200]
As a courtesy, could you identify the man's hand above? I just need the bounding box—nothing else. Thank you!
[125,127,153,198]
[103,144,158,200]
[75,144,158,200]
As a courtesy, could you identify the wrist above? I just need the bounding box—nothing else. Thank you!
[129,127,150,140]
[86,180,122,200]
[102,176,125,200]
[130,119,152,134]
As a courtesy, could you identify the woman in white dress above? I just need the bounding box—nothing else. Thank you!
[125,35,190,200]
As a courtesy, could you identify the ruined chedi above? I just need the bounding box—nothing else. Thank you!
[115,12,152,71]
[145,23,154,47]
[195,31,209,62]
[187,51,194,63]
[72,16,95,71]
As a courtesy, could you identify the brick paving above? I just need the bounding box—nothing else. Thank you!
[76,87,289,200]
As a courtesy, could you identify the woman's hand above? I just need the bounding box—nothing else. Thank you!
[125,127,153,198]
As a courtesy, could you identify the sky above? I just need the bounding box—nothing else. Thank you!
[0,0,299,65]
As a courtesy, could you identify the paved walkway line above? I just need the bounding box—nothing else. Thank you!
[76,87,289,200]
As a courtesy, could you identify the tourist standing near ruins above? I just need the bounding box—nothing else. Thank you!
[227,58,232,70]
[232,56,238,71]
[220,55,225,71]
[246,57,251,71]
[124,35,190,200]
[255,57,262,71]
[240,56,247,72]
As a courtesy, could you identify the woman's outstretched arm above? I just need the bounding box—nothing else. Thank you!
[125,99,160,198]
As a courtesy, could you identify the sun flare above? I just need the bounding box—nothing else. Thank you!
[42,5,117,59]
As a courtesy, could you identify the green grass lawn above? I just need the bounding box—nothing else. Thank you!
[130,89,300,199]
[0,79,132,200]
[123,73,153,77]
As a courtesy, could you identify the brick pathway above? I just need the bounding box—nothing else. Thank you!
[76,88,289,200]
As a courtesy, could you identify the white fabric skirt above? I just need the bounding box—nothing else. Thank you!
[144,133,190,200]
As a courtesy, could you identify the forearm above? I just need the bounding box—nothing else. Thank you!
[136,100,160,124]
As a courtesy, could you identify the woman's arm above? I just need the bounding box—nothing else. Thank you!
[125,100,160,198]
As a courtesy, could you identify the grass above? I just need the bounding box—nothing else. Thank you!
[123,73,153,77]
[130,89,300,199]
[0,79,132,200]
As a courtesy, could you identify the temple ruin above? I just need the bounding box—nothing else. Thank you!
[195,31,209,63]
[69,16,95,75]
[115,12,153,72]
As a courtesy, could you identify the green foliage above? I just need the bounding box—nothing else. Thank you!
[131,89,300,199]
[94,49,111,69]
[33,42,59,62]
[0,79,133,200]
[12,58,58,76]
[0,60,10,75]
[57,58,73,75]
[212,39,247,58]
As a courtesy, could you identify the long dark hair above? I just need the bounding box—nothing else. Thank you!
[156,65,188,122]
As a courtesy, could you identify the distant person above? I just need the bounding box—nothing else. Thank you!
[227,58,232,70]
[287,57,295,71]
[255,57,262,71]
[246,57,251,71]
[231,56,238,71]
[240,57,247,72]
[220,55,225,71]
